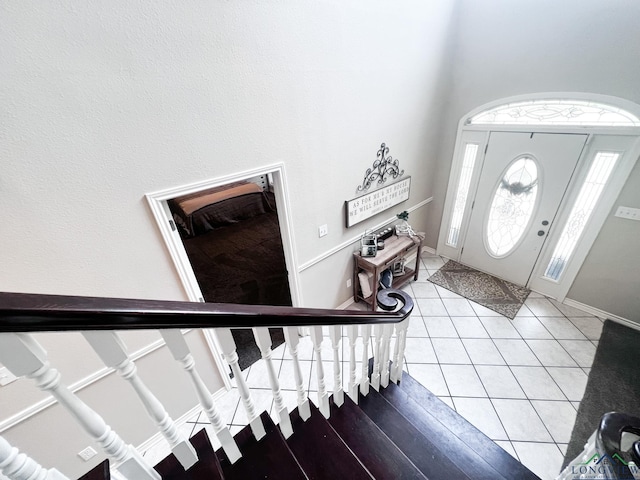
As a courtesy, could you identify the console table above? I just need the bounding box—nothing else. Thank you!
[353,232,425,311]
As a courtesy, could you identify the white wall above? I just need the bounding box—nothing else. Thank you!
[0,0,457,476]
[0,330,222,478]
[1,0,455,304]
[431,0,640,321]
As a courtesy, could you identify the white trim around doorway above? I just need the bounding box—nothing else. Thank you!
[145,162,302,389]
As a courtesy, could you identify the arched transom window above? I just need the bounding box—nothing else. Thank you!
[468,99,640,127]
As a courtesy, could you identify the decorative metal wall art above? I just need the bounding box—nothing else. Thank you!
[356,143,404,194]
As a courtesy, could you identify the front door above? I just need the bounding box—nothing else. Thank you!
[460,132,587,286]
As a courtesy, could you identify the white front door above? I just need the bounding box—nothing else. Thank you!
[460,132,587,286]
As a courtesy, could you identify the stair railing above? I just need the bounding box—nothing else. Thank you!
[0,288,413,480]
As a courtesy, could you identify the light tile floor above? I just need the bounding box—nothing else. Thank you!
[144,251,603,480]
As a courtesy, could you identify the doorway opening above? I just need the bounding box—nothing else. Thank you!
[146,163,301,379]
[437,94,640,301]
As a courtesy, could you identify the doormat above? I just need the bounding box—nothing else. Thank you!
[562,320,640,468]
[428,260,530,319]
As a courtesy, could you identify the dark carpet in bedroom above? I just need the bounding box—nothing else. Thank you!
[181,207,291,371]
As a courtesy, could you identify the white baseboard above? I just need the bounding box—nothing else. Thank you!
[336,297,356,310]
[562,298,640,331]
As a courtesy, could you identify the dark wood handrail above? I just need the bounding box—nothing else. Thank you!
[0,289,413,332]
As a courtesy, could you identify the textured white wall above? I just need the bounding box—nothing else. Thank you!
[1,0,455,303]
[0,1,456,476]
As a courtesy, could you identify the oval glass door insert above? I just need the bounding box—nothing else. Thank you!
[485,156,539,257]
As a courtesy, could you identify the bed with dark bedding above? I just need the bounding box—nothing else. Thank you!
[169,181,273,238]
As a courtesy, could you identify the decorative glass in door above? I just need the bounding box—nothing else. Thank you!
[485,157,539,257]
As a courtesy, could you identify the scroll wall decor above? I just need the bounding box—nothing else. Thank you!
[345,143,411,228]
[357,143,404,193]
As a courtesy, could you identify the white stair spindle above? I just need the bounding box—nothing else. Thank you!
[359,324,372,397]
[214,329,266,440]
[252,328,293,438]
[283,327,311,421]
[346,325,359,402]
[370,324,383,391]
[329,326,344,407]
[380,324,394,388]
[0,333,160,480]
[0,435,69,480]
[160,330,242,464]
[309,326,330,418]
[82,331,198,470]
[390,318,410,383]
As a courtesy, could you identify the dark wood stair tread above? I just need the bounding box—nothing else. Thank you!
[154,428,224,480]
[217,411,307,480]
[287,402,373,480]
[327,395,428,479]
[359,387,476,480]
[392,371,540,480]
[78,459,110,480]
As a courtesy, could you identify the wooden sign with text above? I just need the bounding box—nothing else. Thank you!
[345,177,411,227]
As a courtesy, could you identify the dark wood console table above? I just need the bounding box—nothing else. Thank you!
[353,233,424,311]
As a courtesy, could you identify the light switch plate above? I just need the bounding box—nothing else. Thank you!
[614,206,640,221]
[0,367,18,387]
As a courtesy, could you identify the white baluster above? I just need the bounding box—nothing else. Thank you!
[283,327,311,421]
[370,324,383,391]
[160,330,241,464]
[346,325,359,402]
[0,435,69,480]
[214,329,266,440]
[380,324,394,389]
[252,328,293,438]
[82,331,198,470]
[359,324,372,397]
[0,333,160,480]
[309,326,330,418]
[390,318,409,383]
[329,326,344,407]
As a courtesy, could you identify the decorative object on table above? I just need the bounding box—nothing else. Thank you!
[395,210,416,237]
[377,227,395,241]
[379,269,393,289]
[376,239,385,250]
[358,271,374,298]
[392,259,405,276]
[356,143,405,193]
[428,260,530,319]
[360,230,378,257]
[353,232,425,311]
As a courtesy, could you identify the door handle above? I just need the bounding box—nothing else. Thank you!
[537,230,545,236]
[542,220,549,226]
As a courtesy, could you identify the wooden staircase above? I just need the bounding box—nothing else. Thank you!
[83,369,540,480]
[1,290,539,480]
